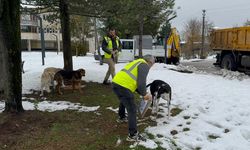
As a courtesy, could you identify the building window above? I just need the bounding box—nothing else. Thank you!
[43,14,46,20]
[21,25,37,33]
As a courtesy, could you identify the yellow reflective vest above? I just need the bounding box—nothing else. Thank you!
[112,59,147,92]
[104,36,120,59]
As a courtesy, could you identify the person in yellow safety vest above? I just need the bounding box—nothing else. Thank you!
[112,55,155,142]
[101,27,122,85]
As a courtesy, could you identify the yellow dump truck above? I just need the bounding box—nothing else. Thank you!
[166,28,181,65]
[211,26,250,72]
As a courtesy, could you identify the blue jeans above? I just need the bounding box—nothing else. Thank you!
[112,83,137,135]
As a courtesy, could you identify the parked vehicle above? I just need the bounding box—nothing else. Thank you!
[211,26,250,72]
[134,35,165,62]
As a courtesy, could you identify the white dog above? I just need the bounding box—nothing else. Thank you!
[40,67,62,96]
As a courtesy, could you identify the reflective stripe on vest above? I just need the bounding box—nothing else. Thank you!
[104,36,120,59]
[112,59,146,92]
[121,61,142,81]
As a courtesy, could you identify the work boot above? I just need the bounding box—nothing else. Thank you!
[126,132,147,142]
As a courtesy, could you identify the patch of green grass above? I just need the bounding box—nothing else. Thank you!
[195,147,202,150]
[146,133,155,139]
[171,107,183,116]
[170,139,177,146]
[156,134,164,138]
[183,116,190,119]
[182,128,190,132]
[51,122,71,132]
[170,130,178,135]
[45,82,119,108]
[208,134,220,140]
[157,114,165,118]
[169,139,182,150]
[224,129,230,133]
[35,99,40,110]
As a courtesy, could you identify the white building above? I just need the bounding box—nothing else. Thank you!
[21,13,62,52]
[20,13,96,53]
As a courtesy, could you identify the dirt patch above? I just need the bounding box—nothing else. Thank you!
[171,107,183,116]
[0,111,56,149]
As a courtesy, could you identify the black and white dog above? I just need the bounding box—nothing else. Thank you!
[147,80,172,118]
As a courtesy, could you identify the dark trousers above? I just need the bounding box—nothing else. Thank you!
[112,83,137,135]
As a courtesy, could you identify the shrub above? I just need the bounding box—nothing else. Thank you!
[71,41,89,56]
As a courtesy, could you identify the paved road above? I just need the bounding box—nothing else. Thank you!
[180,59,220,74]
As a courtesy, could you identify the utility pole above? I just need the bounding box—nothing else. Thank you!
[36,15,45,65]
[94,18,97,52]
[201,9,206,59]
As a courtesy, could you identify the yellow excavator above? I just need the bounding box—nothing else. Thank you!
[166,28,181,65]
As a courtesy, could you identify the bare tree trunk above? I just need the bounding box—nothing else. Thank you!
[0,23,7,100]
[139,15,143,58]
[138,0,144,58]
[59,0,73,71]
[191,41,194,58]
[0,0,23,112]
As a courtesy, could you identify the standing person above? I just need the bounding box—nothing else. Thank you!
[102,27,121,85]
[112,55,155,142]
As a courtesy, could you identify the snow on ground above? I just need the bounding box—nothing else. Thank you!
[2,52,250,149]
[146,64,250,149]
[0,99,99,113]
[0,95,99,113]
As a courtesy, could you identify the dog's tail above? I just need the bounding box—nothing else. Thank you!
[146,83,152,88]
[170,88,172,100]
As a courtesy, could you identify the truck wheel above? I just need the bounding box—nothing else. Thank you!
[157,57,164,63]
[100,55,104,65]
[221,54,236,71]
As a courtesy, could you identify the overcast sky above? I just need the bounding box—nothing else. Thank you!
[171,0,250,32]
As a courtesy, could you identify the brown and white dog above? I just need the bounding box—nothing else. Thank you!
[54,69,85,95]
[40,67,62,96]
